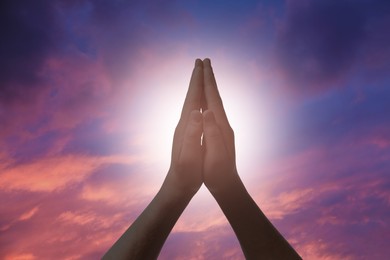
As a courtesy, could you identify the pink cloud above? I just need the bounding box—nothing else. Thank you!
[57,210,124,229]
[0,154,137,192]
[41,55,113,131]
[244,136,390,258]
[0,187,143,259]
[0,206,40,232]
[4,253,37,260]
[79,174,155,208]
[295,240,354,260]
[160,225,244,259]
[18,206,40,221]
[260,188,315,220]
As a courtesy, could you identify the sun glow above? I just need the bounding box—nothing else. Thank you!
[130,58,272,183]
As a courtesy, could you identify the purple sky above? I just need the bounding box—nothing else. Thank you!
[1,0,390,259]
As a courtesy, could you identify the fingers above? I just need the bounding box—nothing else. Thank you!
[173,59,203,159]
[202,110,229,160]
[203,58,230,127]
[179,59,203,125]
[179,110,203,163]
[174,58,234,162]
[203,58,235,158]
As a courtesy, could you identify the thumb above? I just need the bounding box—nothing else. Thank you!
[179,110,203,162]
[203,110,228,157]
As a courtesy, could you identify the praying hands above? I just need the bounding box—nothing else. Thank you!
[103,59,301,259]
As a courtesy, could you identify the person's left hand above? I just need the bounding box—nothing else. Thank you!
[163,59,204,198]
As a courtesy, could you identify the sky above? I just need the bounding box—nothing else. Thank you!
[1,0,389,259]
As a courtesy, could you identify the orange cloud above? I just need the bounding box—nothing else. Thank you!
[296,240,354,260]
[1,206,40,232]
[261,188,314,220]
[57,210,124,229]
[172,192,229,233]
[18,206,40,221]
[0,154,137,192]
[4,253,36,260]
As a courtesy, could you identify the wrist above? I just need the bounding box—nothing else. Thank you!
[207,170,246,200]
[160,171,199,203]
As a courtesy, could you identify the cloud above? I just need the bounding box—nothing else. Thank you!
[79,163,157,208]
[160,225,244,260]
[0,167,146,259]
[0,154,137,192]
[18,206,40,221]
[0,0,61,104]
[1,1,389,259]
[57,210,123,228]
[0,206,40,232]
[4,254,37,260]
[248,134,390,259]
[295,240,354,260]
[261,188,314,220]
[0,0,125,143]
[274,0,390,92]
[1,205,121,259]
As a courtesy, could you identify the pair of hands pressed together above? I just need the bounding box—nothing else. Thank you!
[165,58,238,201]
[103,59,301,260]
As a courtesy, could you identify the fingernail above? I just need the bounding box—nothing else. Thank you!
[203,58,211,66]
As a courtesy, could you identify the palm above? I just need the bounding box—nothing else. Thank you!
[200,59,238,194]
[165,59,204,196]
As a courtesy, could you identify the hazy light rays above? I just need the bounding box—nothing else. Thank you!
[127,55,274,186]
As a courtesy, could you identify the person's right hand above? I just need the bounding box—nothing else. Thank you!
[202,59,242,196]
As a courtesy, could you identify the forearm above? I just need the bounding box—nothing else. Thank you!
[212,176,301,260]
[103,178,193,260]
[103,59,205,259]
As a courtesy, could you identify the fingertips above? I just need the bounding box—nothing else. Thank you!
[195,58,203,68]
[203,58,211,67]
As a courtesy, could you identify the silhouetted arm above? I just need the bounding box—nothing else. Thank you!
[102,181,195,259]
[103,59,204,259]
[212,173,301,259]
[202,58,301,259]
